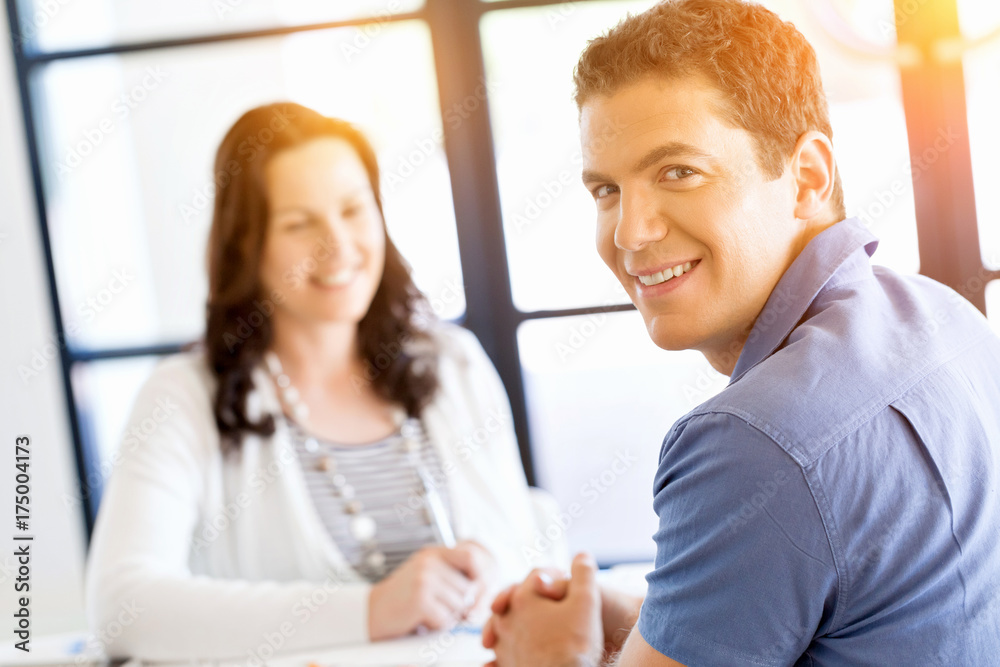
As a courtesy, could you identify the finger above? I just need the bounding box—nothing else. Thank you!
[421,597,461,632]
[567,552,599,601]
[490,584,517,615]
[530,568,570,600]
[432,573,474,617]
[433,557,478,600]
[441,544,478,580]
[482,614,498,649]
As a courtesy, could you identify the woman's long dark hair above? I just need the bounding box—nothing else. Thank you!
[204,102,440,451]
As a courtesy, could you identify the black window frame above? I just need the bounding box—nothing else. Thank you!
[5,0,996,546]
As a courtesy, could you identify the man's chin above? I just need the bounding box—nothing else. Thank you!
[644,318,700,352]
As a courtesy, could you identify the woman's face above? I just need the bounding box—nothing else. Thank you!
[259,137,386,328]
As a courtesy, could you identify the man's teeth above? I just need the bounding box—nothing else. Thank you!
[638,261,695,286]
[315,269,357,286]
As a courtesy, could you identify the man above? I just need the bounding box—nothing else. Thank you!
[483,0,1000,665]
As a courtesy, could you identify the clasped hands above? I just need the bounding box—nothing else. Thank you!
[482,553,641,667]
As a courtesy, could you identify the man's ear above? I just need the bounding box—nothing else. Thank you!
[790,130,836,221]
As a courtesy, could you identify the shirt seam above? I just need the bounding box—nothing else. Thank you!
[668,411,845,637]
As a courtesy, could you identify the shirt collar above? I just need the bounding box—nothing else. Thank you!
[729,217,880,384]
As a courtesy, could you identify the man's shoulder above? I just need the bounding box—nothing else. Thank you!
[696,267,1000,466]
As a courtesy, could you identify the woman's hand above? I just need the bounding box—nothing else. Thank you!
[368,540,498,640]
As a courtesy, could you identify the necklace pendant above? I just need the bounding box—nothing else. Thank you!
[316,456,335,472]
[400,419,420,439]
[292,403,310,421]
[345,499,362,515]
[350,515,377,542]
[365,550,387,573]
[304,437,319,453]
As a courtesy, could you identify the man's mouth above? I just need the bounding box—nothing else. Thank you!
[637,260,700,286]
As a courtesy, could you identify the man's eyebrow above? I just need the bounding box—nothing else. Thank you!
[581,142,715,186]
[632,142,714,173]
[581,169,612,186]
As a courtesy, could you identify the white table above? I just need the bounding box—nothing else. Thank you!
[0,564,652,667]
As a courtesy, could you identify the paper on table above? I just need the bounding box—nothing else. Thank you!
[263,627,491,667]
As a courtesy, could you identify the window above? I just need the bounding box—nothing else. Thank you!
[9,0,993,562]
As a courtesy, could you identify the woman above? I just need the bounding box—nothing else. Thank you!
[84,103,561,660]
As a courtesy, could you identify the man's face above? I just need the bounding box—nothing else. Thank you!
[581,74,808,373]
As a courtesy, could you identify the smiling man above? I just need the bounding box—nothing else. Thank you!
[483,0,1000,665]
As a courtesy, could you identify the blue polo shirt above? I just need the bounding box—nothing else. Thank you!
[637,218,1000,665]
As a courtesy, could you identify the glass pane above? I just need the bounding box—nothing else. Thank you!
[518,311,729,563]
[774,0,920,274]
[987,280,1000,337]
[19,0,424,53]
[957,0,1000,270]
[481,1,658,314]
[71,356,160,504]
[483,0,919,314]
[34,20,464,351]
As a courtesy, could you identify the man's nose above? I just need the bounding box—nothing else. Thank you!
[615,189,668,251]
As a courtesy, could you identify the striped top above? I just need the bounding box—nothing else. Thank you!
[289,419,452,582]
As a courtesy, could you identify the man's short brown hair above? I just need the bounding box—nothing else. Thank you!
[573,0,845,219]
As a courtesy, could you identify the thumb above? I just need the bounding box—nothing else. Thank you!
[567,552,598,600]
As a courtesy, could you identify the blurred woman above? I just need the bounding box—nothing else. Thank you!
[84,102,559,661]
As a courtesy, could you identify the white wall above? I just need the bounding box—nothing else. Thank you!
[0,13,89,642]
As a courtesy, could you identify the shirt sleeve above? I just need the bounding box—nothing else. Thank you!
[84,357,372,661]
[636,411,840,666]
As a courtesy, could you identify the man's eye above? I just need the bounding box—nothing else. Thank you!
[594,184,620,199]
[663,166,698,181]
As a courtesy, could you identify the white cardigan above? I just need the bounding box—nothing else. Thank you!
[84,324,561,660]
